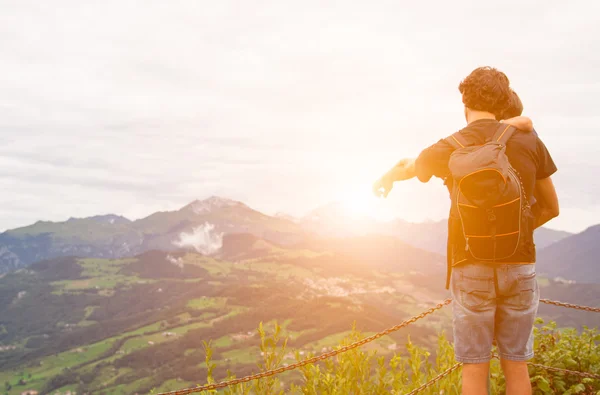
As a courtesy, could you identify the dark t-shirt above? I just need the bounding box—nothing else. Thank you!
[414,119,557,264]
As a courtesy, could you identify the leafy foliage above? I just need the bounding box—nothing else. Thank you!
[151,319,599,395]
[528,318,600,394]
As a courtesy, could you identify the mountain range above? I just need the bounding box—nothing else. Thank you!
[537,224,600,283]
[299,201,573,254]
[0,197,305,273]
[0,196,595,282]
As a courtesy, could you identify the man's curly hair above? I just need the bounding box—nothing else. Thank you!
[459,67,512,118]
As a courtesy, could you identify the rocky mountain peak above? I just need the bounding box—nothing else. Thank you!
[183,196,247,214]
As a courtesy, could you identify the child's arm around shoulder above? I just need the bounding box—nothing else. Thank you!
[500,116,533,132]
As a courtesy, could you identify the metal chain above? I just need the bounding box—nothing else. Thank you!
[540,298,600,313]
[157,297,599,395]
[528,362,600,380]
[492,353,600,380]
[156,298,452,395]
[405,346,600,395]
[404,362,463,395]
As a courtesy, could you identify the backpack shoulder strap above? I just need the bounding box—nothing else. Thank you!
[445,132,468,150]
[493,123,517,145]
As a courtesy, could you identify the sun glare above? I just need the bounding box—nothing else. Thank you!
[339,188,392,221]
[342,194,374,218]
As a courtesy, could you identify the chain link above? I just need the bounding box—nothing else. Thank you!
[540,298,600,313]
[156,298,452,395]
[528,362,600,380]
[492,353,600,380]
[404,362,463,395]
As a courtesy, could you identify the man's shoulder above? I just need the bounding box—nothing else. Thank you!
[457,119,500,133]
[505,127,539,147]
[452,120,499,144]
[458,120,536,146]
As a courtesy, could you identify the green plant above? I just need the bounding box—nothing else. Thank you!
[190,319,598,395]
[529,318,600,394]
[108,319,600,395]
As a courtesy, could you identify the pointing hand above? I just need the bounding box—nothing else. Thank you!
[373,176,393,198]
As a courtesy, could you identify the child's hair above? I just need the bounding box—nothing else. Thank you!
[497,90,523,120]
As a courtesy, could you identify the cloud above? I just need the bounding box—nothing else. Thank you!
[0,1,598,233]
[166,255,184,269]
[173,223,223,255]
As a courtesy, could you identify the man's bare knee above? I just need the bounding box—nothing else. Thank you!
[462,362,490,395]
[500,359,531,395]
[501,358,528,372]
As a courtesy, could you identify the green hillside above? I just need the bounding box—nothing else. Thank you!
[0,236,598,395]
[0,238,449,394]
[6,215,134,242]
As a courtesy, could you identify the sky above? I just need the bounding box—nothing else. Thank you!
[1,0,599,233]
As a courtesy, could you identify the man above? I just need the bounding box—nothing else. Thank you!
[373,67,559,395]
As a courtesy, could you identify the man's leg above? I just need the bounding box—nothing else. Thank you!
[462,362,490,395]
[500,359,531,395]
[450,264,496,394]
[495,265,539,395]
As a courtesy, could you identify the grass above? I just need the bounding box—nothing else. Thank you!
[79,258,136,276]
[181,253,244,277]
[0,371,43,395]
[52,383,79,394]
[221,346,261,365]
[10,320,165,377]
[186,297,227,310]
[113,318,219,355]
[231,261,316,280]
[50,258,150,294]
[105,376,158,395]
[0,308,243,395]
[308,330,357,351]
[77,306,99,327]
[0,340,115,395]
[213,335,234,348]
[181,252,318,280]
[3,264,422,392]
[86,365,126,392]
[174,312,193,322]
[183,277,205,283]
[0,249,459,395]
[198,260,233,276]
[6,218,139,243]
[150,378,196,394]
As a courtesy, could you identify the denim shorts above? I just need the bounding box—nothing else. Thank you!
[450,263,539,363]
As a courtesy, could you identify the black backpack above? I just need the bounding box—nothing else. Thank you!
[445,123,531,262]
